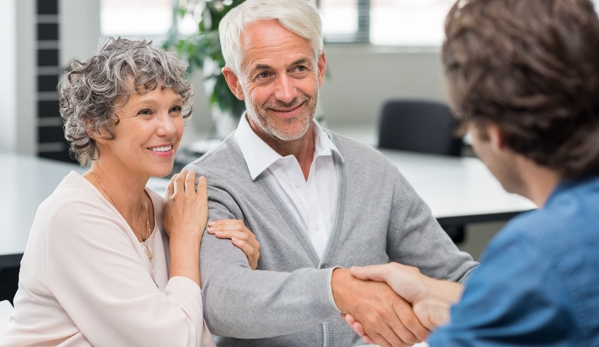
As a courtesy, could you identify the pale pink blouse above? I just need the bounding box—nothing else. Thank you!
[0,171,216,347]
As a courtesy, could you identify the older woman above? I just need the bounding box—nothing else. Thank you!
[0,38,258,346]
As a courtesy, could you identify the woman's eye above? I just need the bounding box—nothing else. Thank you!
[138,109,152,116]
[170,106,183,114]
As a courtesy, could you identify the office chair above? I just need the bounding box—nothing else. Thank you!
[378,99,465,243]
[378,99,463,156]
[0,266,19,306]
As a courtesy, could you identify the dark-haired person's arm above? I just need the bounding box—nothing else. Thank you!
[427,233,575,346]
[346,234,576,347]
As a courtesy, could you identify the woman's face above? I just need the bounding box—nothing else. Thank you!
[98,86,185,178]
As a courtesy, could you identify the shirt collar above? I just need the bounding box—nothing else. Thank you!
[235,113,343,180]
[313,119,343,161]
[547,176,599,206]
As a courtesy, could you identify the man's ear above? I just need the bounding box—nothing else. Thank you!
[487,123,507,153]
[222,67,245,100]
[317,51,327,87]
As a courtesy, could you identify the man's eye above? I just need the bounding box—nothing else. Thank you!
[257,72,271,79]
[294,66,307,72]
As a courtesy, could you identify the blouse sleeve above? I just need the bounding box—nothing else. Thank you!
[45,191,214,347]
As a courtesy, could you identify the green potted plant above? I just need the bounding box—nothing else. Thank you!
[163,0,246,138]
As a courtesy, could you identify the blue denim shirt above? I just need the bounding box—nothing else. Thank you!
[429,176,599,346]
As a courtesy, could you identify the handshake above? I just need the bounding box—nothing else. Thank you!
[332,263,464,347]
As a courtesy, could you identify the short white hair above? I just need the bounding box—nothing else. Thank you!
[219,0,323,76]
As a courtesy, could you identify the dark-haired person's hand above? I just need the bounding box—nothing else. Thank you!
[342,262,464,344]
[332,268,429,347]
[208,220,261,269]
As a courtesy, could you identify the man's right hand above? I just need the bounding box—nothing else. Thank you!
[331,268,429,347]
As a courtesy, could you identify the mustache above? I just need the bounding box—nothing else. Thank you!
[264,96,309,109]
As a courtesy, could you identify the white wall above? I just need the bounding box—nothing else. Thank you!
[0,0,36,155]
[60,0,101,68]
[320,45,446,126]
[0,0,101,155]
[16,0,37,155]
[0,0,17,152]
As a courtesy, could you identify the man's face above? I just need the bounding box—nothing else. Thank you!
[469,123,524,195]
[226,20,326,142]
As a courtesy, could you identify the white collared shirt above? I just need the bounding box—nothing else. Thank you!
[235,114,342,260]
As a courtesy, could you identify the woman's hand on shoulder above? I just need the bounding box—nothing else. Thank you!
[208,220,260,270]
[163,170,208,246]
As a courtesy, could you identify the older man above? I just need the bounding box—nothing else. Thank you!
[345,0,599,346]
[185,0,477,346]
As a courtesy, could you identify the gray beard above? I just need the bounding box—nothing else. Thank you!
[243,91,319,142]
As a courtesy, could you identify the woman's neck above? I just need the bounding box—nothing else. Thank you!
[84,159,150,218]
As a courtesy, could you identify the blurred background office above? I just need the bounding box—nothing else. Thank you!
[5,0,589,303]
[0,0,463,160]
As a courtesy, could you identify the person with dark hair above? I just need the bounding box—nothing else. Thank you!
[344,0,599,345]
[0,37,260,346]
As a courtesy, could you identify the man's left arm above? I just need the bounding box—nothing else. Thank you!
[386,168,478,283]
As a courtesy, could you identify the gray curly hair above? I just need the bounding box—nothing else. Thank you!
[59,37,194,166]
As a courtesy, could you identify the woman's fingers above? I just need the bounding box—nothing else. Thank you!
[184,170,196,193]
[170,170,205,196]
[208,219,244,229]
[231,238,259,269]
[167,173,176,197]
[169,170,206,196]
[208,219,260,269]
[195,176,208,221]
[208,222,257,246]
[208,220,247,235]
[174,170,187,195]
[211,229,248,240]
[231,238,254,256]
[163,170,208,238]
[196,175,207,198]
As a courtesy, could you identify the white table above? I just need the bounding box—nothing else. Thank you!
[326,123,535,226]
[0,149,534,268]
[380,149,535,227]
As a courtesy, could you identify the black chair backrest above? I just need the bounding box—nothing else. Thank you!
[378,99,463,156]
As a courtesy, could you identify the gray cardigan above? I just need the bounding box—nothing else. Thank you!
[185,131,478,347]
